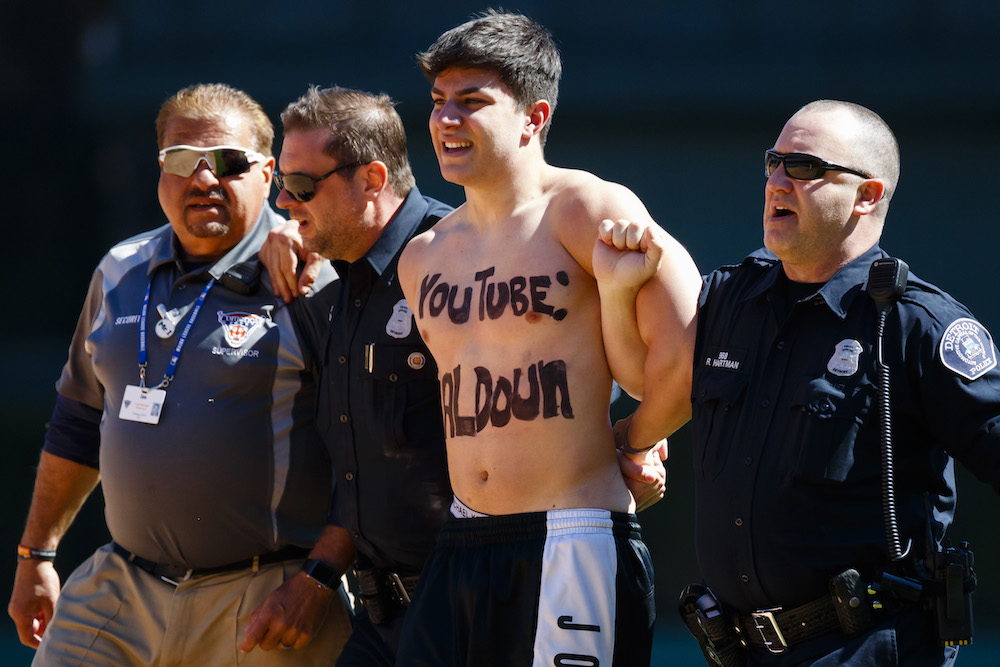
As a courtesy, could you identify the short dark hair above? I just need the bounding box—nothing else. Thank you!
[418,10,562,146]
[280,86,415,198]
[799,100,900,211]
[156,83,274,155]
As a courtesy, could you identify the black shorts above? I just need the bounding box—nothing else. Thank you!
[396,509,655,666]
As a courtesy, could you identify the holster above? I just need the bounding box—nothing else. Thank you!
[355,567,419,625]
[829,568,876,637]
[678,584,746,667]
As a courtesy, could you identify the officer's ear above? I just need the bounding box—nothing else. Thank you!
[853,178,885,217]
[358,161,389,201]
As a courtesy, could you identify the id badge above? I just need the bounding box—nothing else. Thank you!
[119,385,167,424]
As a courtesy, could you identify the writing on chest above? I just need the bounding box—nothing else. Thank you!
[418,266,570,325]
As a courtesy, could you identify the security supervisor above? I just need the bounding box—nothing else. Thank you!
[7,83,352,665]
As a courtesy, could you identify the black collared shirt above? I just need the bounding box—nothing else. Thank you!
[693,244,1000,612]
[316,187,454,574]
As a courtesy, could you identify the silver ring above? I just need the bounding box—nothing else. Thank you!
[279,642,293,650]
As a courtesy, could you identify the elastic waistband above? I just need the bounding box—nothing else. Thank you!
[111,542,310,586]
[450,495,491,518]
[437,508,640,546]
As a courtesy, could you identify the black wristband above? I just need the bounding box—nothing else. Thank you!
[17,545,56,562]
[302,558,339,590]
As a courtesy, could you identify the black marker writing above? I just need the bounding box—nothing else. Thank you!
[419,268,569,324]
[440,360,574,437]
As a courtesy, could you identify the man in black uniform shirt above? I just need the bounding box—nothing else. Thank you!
[600,99,1000,665]
[687,101,1000,665]
[260,86,453,666]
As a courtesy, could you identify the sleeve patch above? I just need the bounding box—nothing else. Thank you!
[938,317,997,381]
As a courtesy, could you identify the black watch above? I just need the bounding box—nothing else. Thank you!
[302,558,339,590]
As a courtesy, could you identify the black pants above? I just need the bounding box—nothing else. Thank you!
[747,609,958,667]
[337,607,408,667]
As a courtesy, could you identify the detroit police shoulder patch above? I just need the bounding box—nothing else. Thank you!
[939,317,997,380]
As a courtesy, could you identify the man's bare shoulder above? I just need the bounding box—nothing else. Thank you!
[404,205,463,252]
[545,167,649,223]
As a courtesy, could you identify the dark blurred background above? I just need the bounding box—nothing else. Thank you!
[2,1,999,664]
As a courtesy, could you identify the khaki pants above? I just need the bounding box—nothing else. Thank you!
[34,543,352,666]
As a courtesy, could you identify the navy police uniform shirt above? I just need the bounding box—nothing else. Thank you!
[317,186,454,575]
[692,244,1000,613]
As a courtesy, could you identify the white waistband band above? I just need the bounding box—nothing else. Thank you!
[450,496,491,518]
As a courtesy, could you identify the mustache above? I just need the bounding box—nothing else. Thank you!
[183,187,228,205]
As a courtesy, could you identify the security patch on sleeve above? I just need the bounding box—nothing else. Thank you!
[939,317,997,380]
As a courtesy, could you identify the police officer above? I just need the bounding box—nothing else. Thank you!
[260,86,454,666]
[686,100,1000,665]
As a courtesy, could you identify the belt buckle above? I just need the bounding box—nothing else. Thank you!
[751,608,788,654]
[388,572,411,606]
[160,569,194,587]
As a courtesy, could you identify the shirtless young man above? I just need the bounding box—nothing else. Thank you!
[394,12,701,666]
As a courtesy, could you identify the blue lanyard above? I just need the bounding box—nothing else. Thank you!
[138,278,215,389]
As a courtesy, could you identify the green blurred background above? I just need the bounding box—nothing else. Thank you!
[3,1,999,664]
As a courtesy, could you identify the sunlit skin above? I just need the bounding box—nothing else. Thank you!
[763,108,884,283]
[274,128,376,264]
[429,67,532,193]
[157,113,273,261]
[399,67,700,515]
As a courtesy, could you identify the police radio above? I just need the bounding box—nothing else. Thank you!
[866,257,977,647]
[221,258,262,295]
[867,257,911,562]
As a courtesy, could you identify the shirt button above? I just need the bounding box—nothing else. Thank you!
[345,472,354,481]
[354,298,362,307]
[776,341,785,350]
[741,574,750,583]
[178,284,186,291]
[338,356,347,364]
[389,373,398,382]
[761,399,770,408]
[340,414,349,423]
[735,517,744,526]
[744,457,753,465]
[352,531,360,539]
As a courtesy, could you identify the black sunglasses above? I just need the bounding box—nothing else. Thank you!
[274,162,361,202]
[764,150,871,181]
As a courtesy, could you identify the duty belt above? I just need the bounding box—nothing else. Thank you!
[355,566,420,625]
[112,542,310,587]
[681,569,911,666]
[735,595,841,654]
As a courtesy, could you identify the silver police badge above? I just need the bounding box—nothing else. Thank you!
[939,317,997,381]
[386,299,413,339]
[828,339,864,377]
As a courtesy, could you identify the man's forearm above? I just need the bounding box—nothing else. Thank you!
[599,282,648,399]
[307,524,357,575]
[19,451,101,551]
